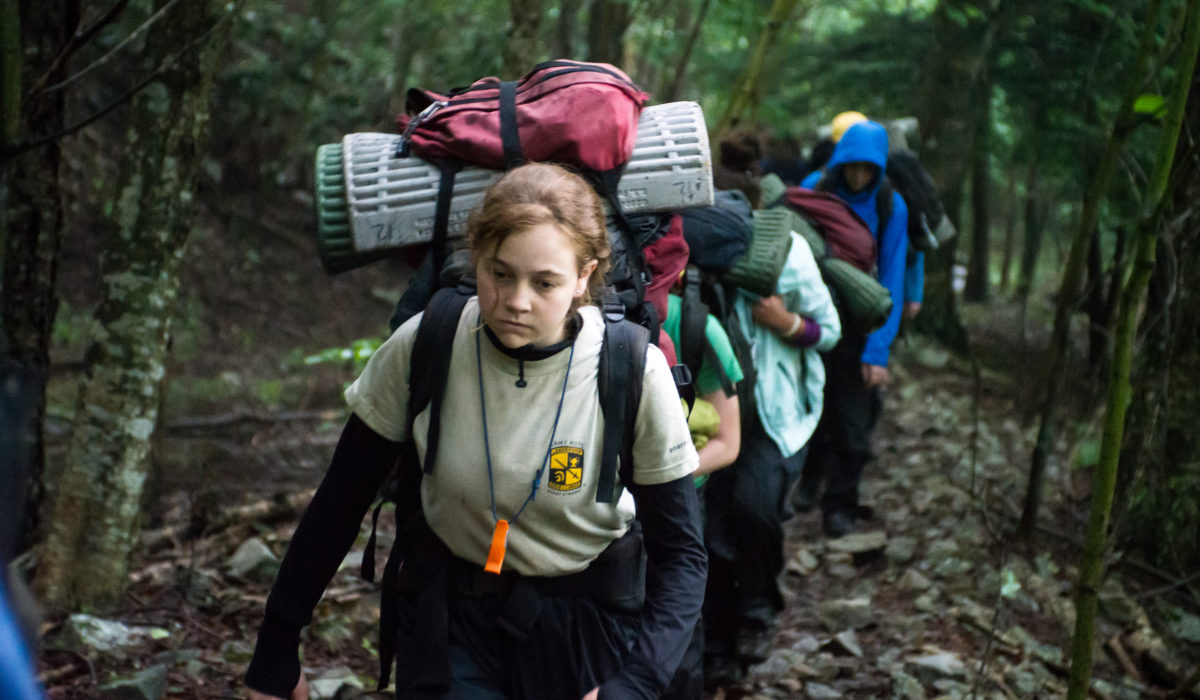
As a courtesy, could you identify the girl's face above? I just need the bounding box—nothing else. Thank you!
[476,223,598,349]
[843,162,878,193]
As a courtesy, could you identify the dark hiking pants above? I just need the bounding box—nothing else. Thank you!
[703,414,806,655]
[803,331,882,516]
[394,576,640,699]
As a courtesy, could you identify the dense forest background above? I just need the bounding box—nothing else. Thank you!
[2,0,1199,698]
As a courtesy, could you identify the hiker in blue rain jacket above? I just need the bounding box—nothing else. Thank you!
[797,119,909,538]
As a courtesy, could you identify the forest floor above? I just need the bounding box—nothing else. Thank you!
[32,189,1200,699]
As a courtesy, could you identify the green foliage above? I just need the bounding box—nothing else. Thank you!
[1132,93,1166,117]
[1074,436,1102,469]
[1127,469,1200,568]
[303,337,384,375]
[51,299,96,354]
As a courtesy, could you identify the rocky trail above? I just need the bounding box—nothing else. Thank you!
[30,290,1200,698]
[28,201,1200,696]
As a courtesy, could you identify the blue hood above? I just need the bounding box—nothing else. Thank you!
[826,120,889,178]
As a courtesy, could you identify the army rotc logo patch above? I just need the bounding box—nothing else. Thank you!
[548,446,585,492]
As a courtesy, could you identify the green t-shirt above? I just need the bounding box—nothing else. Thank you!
[664,294,745,397]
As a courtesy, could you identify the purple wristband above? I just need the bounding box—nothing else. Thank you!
[790,314,822,348]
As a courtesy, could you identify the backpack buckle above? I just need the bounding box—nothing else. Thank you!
[601,294,626,323]
[397,100,449,157]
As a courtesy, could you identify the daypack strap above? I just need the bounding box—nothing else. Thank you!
[498,80,524,169]
[875,177,894,237]
[431,160,463,277]
[371,285,469,691]
[679,267,734,398]
[417,284,473,473]
[596,296,649,504]
[679,267,707,382]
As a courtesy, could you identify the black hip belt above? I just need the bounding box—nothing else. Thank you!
[452,520,647,615]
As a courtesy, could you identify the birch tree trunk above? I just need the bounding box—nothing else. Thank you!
[34,0,231,613]
[1066,4,1199,695]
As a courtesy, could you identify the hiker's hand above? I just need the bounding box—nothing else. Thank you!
[861,363,889,388]
[247,675,307,700]
[751,295,794,335]
[903,301,922,320]
[581,687,600,700]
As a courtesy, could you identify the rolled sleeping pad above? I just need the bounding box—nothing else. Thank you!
[315,101,715,274]
[773,209,893,335]
[721,208,793,299]
[819,257,893,335]
[758,172,786,210]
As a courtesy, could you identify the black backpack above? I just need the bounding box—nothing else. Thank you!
[674,267,758,428]
[677,190,753,272]
[673,190,759,423]
[877,149,951,254]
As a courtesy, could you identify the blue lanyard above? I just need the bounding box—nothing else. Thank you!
[475,317,575,525]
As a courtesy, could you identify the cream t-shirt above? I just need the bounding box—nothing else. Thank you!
[345,298,697,576]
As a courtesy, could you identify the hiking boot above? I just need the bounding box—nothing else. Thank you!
[791,478,820,514]
[823,509,856,538]
[703,654,745,690]
[736,626,773,663]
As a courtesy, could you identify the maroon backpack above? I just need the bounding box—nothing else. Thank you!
[781,187,877,273]
[397,59,648,174]
[395,60,651,307]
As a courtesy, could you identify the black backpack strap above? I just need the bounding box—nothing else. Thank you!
[371,284,469,690]
[363,283,470,580]
[414,284,473,474]
[596,296,649,504]
[430,159,464,280]
[679,267,707,383]
[498,80,524,169]
[875,177,894,237]
[679,266,735,398]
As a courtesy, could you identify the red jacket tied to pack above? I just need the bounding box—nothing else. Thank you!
[397,60,650,173]
[782,187,878,273]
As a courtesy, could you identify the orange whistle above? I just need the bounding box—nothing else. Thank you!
[484,519,509,574]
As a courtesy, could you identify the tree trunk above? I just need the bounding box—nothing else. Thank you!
[555,0,581,59]
[909,0,980,352]
[504,0,545,78]
[716,0,801,135]
[1016,0,1164,543]
[1,0,76,548]
[586,0,632,65]
[998,166,1018,295]
[1066,6,1199,695]
[34,0,230,613]
[964,83,993,303]
[1086,223,1109,372]
[662,0,712,102]
[1014,142,1044,343]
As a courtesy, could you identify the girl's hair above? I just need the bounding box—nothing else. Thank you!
[467,163,611,308]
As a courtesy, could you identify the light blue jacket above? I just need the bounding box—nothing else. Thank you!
[802,120,909,367]
[735,232,841,457]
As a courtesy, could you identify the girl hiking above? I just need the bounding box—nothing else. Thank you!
[245,163,707,700]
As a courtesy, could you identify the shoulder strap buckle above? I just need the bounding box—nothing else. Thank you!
[601,294,626,323]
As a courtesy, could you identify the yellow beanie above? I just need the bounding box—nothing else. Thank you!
[831,111,868,143]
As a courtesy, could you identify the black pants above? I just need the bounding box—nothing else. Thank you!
[703,415,807,655]
[802,331,882,515]
[394,565,640,699]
